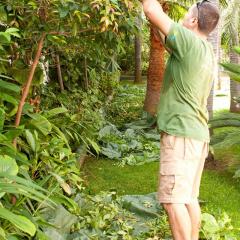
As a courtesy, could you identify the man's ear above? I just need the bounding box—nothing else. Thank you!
[191,17,198,26]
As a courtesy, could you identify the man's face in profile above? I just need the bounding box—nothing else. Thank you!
[182,5,198,31]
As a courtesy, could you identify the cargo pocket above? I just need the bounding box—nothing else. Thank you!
[159,162,184,196]
[159,174,175,195]
[161,134,176,149]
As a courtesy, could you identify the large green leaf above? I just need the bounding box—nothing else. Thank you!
[221,58,240,83]
[0,74,14,80]
[0,155,18,198]
[0,207,36,237]
[233,46,240,55]
[27,113,52,136]
[0,33,11,44]
[86,137,100,154]
[43,107,68,118]
[0,174,48,193]
[0,175,56,207]
[4,129,24,141]
[221,63,240,75]
[0,92,18,105]
[0,79,20,93]
[52,125,70,148]
[122,193,162,219]
[25,130,36,152]
[50,194,78,212]
[228,72,240,83]
[0,155,18,175]
[43,205,77,240]
[101,146,121,159]
[5,28,20,38]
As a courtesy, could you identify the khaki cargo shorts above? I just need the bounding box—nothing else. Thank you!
[158,133,208,204]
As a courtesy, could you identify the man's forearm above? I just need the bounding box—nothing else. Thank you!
[142,0,163,16]
[141,0,172,36]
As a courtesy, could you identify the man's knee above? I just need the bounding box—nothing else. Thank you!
[161,203,190,215]
[161,203,174,213]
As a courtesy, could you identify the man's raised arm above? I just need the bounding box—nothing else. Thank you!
[142,0,173,36]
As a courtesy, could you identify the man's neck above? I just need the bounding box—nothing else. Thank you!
[193,29,207,41]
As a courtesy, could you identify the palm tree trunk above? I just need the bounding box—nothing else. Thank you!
[207,0,220,120]
[230,29,240,113]
[205,0,220,163]
[134,15,143,84]
[143,25,165,115]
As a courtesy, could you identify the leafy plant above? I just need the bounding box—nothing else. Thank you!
[98,123,160,166]
[105,84,146,127]
[200,212,239,240]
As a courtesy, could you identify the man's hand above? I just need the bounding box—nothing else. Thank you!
[142,0,173,36]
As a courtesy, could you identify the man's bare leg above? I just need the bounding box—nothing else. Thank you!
[163,203,192,240]
[186,199,201,240]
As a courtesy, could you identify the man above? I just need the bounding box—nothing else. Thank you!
[142,0,220,239]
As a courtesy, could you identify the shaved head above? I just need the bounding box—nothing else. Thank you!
[182,1,220,36]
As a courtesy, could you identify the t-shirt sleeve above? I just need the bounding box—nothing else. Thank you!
[165,22,196,59]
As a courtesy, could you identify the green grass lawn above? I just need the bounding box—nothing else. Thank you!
[83,158,240,229]
[83,158,159,195]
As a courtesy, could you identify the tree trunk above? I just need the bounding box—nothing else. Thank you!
[134,15,142,84]
[15,33,46,128]
[230,29,240,113]
[143,2,169,116]
[143,25,165,116]
[14,33,46,146]
[206,0,220,162]
[56,54,64,92]
[207,0,220,120]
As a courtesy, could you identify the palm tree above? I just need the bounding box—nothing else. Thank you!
[229,36,240,113]
[143,25,165,115]
[222,0,240,113]
[207,0,220,120]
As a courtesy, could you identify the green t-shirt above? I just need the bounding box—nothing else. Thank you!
[157,22,215,142]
